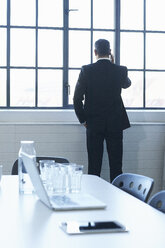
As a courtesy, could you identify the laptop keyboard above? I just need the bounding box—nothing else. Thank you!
[50,195,78,206]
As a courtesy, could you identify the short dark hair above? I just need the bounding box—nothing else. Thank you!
[95,39,111,56]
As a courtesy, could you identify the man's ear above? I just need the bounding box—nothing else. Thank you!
[94,49,97,56]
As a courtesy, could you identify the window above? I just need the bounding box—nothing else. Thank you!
[121,0,165,108]
[0,0,164,109]
[68,0,115,106]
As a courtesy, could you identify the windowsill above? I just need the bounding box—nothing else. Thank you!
[127,110,165,124]
[0,109,78,124]
[0,109,165,125]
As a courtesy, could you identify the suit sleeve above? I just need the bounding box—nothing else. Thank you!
[73,67,86,124]
[121,66,131,89]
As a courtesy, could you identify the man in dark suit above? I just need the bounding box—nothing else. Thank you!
[73,39,131,182]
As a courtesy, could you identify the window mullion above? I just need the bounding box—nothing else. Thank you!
[7,0,10,107]
[115,0,120,65]
[91,0,93,63]
[35,0,38,107]
[63,0,69,107]
[143,0,146,108]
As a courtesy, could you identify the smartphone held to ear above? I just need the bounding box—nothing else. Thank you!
[110,54,114,63]
[60,220,127,234]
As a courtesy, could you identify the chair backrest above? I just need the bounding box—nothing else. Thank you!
[112,173,154,202]
[11,156,69,175]
[148,190,165,213]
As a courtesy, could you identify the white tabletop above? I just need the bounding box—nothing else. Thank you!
[0,175,165,248]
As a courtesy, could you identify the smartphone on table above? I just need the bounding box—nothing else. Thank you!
[60,220,127,234]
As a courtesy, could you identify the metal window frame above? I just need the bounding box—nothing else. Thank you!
[0,0,165,109]
[120,0,165,109]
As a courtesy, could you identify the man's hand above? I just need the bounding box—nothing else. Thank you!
[82,122,87,128]
[110,54,115,64]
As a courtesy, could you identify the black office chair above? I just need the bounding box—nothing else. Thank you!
[112,173,154,202]
[148,190,165,213]
[11,156,69,175]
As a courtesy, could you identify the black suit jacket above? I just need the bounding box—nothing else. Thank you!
[73,59,131,131]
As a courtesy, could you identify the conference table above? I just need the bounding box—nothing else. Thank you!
[0,175,165,248]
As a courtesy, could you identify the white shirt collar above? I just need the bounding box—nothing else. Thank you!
[97,58,110,61]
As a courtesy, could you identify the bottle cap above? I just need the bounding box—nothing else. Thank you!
[20,141,34,144]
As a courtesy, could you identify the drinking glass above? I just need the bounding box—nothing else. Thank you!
[68,164,84,193]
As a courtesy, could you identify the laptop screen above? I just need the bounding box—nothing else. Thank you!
[22,152,52,208]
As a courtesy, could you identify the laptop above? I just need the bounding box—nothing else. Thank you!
[22,152,106,211]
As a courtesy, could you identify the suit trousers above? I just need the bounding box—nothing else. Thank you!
[86,124,123,182]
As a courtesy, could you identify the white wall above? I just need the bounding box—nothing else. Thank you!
[0,110,165,196]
